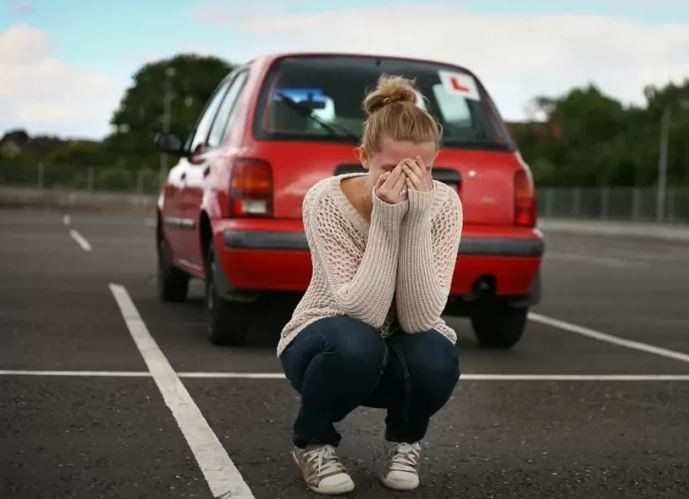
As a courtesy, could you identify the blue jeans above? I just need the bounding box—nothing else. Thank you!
[279,315,460,448]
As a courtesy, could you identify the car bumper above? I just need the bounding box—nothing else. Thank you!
[213,219,544,300]
[224,230,543,257]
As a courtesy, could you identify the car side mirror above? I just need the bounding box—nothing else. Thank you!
[154,132,186,156]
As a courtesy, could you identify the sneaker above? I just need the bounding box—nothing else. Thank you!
[380,440,421,490]
[292,444,355,495]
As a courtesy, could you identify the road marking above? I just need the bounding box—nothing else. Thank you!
[179,373,689,381]
[3,370,689,381]
[181,372,286,379]
[459,374,689,380]
[69,229,92,252]
[0,370,149,377]
[63,214,71,225]
[529,312,689,364]
[546,251,647,269]
[109,283,255,499]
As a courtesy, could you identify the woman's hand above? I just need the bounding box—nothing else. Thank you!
[402,155,433,193]
[374,161,409,205]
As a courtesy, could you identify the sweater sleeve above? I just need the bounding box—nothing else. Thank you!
[305,186,408,328]
[395,185,463,334]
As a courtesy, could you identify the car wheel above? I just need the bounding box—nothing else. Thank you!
[205,244,253,346]
[157,233,189,302]
[470,300,528,348]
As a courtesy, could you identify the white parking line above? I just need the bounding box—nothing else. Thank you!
[459,374,689,381]
[179,372,689,381]
[69,229,92,252]
[0,370,149,376]
[181,372,286,379]
[529,312,689,364]
[3,370,689,381]
[109,283,255,499]
[63,214,71,225]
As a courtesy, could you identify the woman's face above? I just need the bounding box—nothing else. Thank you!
[359,137,437,188]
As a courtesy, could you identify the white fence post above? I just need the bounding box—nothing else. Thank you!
[668,188,675,223]
[137,170,144,194]
[601,187,609,219]
[573,187,581,217]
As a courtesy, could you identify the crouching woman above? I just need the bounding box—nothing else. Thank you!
[277,74,463,495]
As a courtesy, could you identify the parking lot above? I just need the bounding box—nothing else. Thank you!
[2,207,689,498]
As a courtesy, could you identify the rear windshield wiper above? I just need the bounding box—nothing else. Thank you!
[276,92,359,142]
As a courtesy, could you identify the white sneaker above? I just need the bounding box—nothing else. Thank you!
[292,444,355,495]
[380,440,421,490]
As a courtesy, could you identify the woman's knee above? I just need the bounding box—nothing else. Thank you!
[397,331,460,388]
[325,316,387,370]
[280,316,388,397]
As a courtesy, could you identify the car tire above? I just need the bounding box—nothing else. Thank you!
[157,233,189,302]
[470,300,528,348]
[205,244,253,346]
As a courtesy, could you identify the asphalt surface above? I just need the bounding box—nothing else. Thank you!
[1,207,689,499]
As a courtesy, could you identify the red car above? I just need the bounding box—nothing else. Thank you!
[154,52,543,348]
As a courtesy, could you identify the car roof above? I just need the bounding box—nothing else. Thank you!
[248,51,476,78]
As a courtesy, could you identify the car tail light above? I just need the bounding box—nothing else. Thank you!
[229,157,273,217]
[514,169,536,227]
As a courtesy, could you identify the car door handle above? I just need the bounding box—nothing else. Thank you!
[203,166,210,177]
[180,172,187,181]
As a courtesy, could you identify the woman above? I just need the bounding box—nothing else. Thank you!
[277,74,463,495]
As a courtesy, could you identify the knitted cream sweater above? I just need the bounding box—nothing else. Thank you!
[276,171,463,357]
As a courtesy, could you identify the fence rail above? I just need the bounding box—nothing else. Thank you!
[2,163,688,223]
[0,163,163,194]
[537,187,689,223]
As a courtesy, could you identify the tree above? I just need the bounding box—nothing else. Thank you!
[46,140,107,167]
[0,129,29,146]
[105,53,235,169]
[512,80,689,188]
[641,80,689,186]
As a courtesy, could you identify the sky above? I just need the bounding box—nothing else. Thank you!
[1,0,689,139]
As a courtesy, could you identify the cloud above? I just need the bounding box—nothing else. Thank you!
[0,23,50,65]
[191,2,285,25]
[10,1,33,14]
[195,4,689,120]
[0,24,126,138]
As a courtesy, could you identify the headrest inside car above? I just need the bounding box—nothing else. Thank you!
[269,100,309,132]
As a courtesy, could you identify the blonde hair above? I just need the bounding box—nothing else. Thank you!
[361,74,441,154]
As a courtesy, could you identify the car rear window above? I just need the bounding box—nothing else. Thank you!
[253,55,513,151]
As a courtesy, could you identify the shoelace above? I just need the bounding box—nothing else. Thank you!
[388,442,421,473]
[304,444,346,477]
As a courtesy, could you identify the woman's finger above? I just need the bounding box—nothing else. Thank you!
[414,155,426,171]
[405,157,421,176]
[375,172,387,190]
[416,156,433,190]
[392,169,407,193]
[403,160,422,188]
[383,162,404,188]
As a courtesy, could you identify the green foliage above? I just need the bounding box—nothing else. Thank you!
[1,53,236,179]
[1,129,29,145]
[3,54,686,189]
[46,141,107,167]
[105,53,235,169]
[513,80,689,187]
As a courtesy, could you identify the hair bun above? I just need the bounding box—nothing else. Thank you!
[364,75,418,115]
